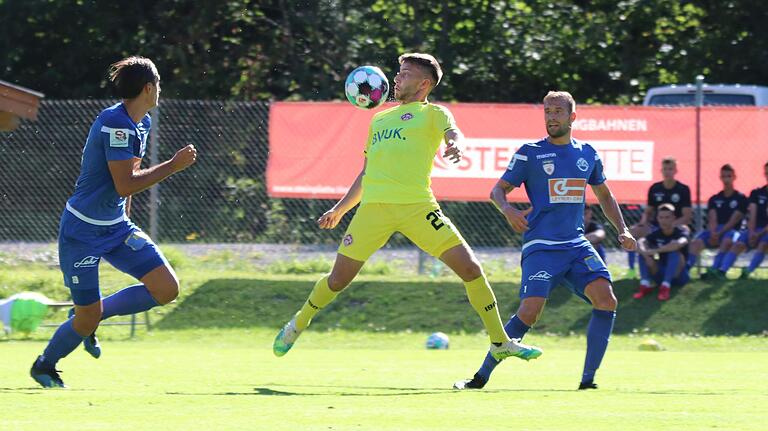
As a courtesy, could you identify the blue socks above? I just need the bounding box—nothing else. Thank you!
[663,252,682,284]
[711,252,725,271]
[101,284,159,320]
[686,253,697,268]
[41,319,84,367]
[718,251,738,273]
[747,252,765,273]
[476,315,530,381]
[582,309,616,384]
[628,251,636,270]
[638,255,651,281]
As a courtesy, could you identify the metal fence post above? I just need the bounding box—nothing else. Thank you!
[149,106,160,240]
[694,75,704,273]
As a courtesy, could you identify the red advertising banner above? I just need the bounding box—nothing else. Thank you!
[267,102,768,204]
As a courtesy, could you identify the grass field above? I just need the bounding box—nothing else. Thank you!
[2,247,767,430]
[2,329,767,431]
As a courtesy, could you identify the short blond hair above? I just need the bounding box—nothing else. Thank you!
[398,53,443,86]
[543,91,576,113]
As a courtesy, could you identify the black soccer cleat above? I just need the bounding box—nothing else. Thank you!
[30,356,66,388]
[453,373,488,390]
[578,381,598,390]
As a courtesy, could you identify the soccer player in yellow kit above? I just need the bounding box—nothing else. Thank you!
[273,53,542,362]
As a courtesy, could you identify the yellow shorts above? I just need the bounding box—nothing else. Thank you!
[338,202,466,261]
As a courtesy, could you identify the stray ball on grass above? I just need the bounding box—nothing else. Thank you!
[426,332,450,350]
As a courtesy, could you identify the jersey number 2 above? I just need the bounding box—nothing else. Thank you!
[426,210,444,231]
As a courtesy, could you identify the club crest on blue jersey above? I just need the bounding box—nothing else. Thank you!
[576,157,589,172]
[542,161,555,175]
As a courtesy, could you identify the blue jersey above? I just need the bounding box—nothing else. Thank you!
[66,103,150,224]
[501,138,606,257]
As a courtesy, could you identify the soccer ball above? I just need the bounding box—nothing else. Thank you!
[344,65,389,109]
[426,332,450,349]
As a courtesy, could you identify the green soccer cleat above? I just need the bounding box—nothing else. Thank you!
[739,268,751,280]
[273,317,302,357]
[489,338,543,361]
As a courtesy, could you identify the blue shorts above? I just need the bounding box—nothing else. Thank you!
[734,229,768,248]
[695,225,737,248]
[520,243,611,304]
[58,210,167,305]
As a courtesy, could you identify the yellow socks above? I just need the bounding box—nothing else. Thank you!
[294,275,339,331]
[464,275,508,344]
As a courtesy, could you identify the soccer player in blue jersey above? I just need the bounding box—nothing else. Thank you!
[30,56,197,388]
[686,164,747,278]
[717,161,768,278]
[453,91,636,390]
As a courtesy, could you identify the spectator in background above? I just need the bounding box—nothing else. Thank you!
[627,157,692,278]
[716,161,768,279]
[687,164,747,279]
[634,204,690,301]
[584,206,607,263]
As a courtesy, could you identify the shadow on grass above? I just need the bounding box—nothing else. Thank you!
[156,277,768,335]
[164,383,732,397]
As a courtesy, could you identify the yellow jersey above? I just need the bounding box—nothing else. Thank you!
[361,101,457,204]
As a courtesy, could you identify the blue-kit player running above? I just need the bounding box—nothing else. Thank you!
[30,56,198,388]
[687,164,747,278]
[453,91,636,391]
[634,204,690,301]
[716,161,768,279]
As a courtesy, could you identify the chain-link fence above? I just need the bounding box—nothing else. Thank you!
[3,100,766,260]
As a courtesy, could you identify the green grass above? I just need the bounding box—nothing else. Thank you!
[1,329,766,431]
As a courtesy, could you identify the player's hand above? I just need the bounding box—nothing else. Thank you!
[618,229,637,251]
[317,208,344,229]
[443,140,462,164]
[503,206,532,233]
[171,145,197,172]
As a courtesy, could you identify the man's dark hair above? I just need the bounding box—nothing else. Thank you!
[398,53,443,86]
[721,164,735,173]
[108,56,159,99]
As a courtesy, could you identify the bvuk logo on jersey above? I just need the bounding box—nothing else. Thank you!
[548,178,587,203]
[576,157,589,172]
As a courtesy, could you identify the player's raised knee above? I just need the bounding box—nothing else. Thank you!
[327,272,352,292]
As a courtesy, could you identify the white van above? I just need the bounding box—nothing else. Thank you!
[643,84,768,106]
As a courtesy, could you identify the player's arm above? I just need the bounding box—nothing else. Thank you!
[707,208,717,233]
[442,129,463,164]
[639,187,654,225]
[655,237,688,253]
[720,209,744,234]
[125,195,132,218]
[108,147,197,197]
[591,182,636,251]
[675,207,693,227]
[317,160,367,229]
[637,237,653,255]
[675,188,693,226]
[490,179,531,233]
